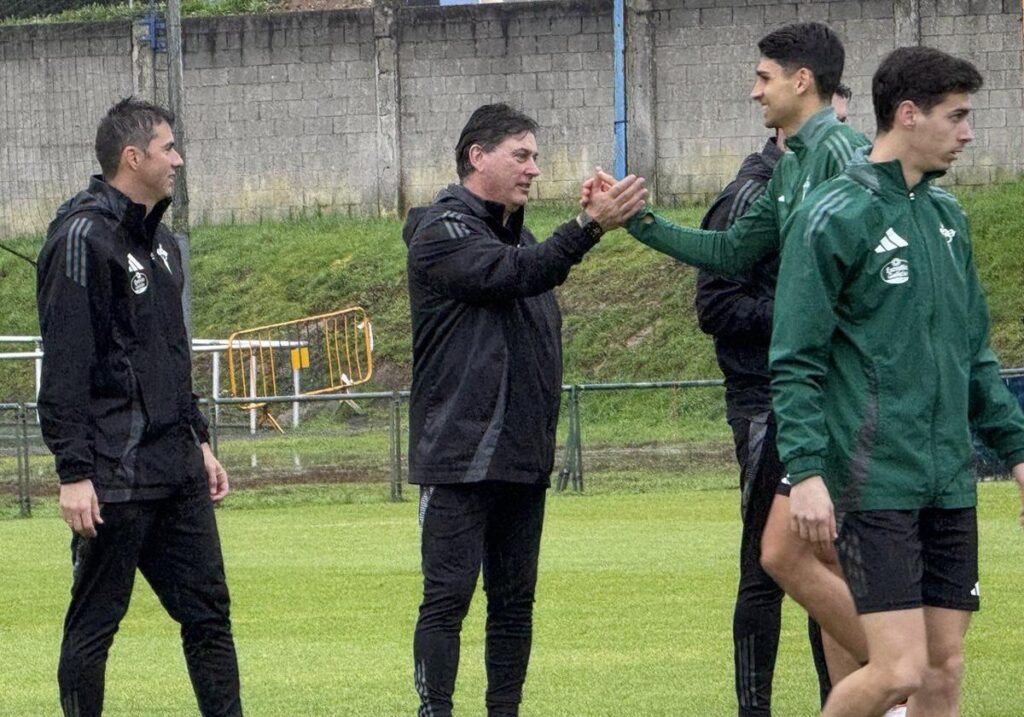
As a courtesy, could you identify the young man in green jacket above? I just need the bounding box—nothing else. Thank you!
[771,46,1024,716]
[593,21,873,682]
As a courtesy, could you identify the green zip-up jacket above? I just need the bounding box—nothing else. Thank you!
[626,107,869,276]
[770,153,1024,511]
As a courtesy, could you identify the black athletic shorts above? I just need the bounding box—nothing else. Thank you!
[836,507,979,615]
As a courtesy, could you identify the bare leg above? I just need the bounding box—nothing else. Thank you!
[907,608,971,717]
[822,629,861,685]
[760,494,868,663]
[822,610,928,717]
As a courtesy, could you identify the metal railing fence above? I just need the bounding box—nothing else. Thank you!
[4,371,1024,518]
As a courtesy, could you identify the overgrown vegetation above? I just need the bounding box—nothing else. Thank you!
[0,0,285,26]
[4,180,1024,404]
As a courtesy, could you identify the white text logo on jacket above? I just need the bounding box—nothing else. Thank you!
[155,243,172,274]
[881,257,909,285]
[127,253,149,294]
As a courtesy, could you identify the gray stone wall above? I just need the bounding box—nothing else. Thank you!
[919,0,1024,184]
[0,22,132,237]
[181,11,379,225]
[641,0,1024,204]
[397,2,615,209]
[0,0,1022,237]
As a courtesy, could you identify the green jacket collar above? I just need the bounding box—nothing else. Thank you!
[845,148,947,196]
[785,106,840,159]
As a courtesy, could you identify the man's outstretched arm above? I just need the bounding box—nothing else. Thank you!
[584,169,780,276]
[410,175,646,305]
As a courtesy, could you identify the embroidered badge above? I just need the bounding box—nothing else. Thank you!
[881,257,909,285]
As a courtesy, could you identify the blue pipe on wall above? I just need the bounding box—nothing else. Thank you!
[612,0,627,178]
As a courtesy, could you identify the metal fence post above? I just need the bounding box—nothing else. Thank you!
[557,385,584,492]
[389,391,403,501]
[572,387,584,492]
[209,395,219,457]
[16,402,31,517]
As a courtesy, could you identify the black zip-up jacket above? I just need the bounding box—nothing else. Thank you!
[37,176,208,502]
[694,139,782,419]
[403,184,599,485]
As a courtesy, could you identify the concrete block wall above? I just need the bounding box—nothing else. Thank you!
[919,0,1024,184]
[0,0,1022,237]
[0,22,132,237]
[180,11,379,225]
[644,0,1023,204]
[397,1,616,209]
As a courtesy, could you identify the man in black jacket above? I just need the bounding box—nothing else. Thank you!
[404,103,645,717]
[37,98,242,717]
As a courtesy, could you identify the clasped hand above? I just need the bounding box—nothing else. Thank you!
[578,167,646,230]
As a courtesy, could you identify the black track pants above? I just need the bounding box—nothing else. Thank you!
[414,482,546,717]
[58,485,242,717]
[730,412,831,716]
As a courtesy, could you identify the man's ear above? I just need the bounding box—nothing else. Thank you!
[120,144,141,173]
[894,100,918,130]
[467,144,487,174]
[793,67,814,96]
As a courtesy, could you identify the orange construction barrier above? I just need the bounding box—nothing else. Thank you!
[226,307,373,432]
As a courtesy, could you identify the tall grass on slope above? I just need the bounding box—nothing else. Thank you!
[3,179,1024,400]
[0,0,284,26]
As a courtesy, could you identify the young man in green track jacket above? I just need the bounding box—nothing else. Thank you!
[771,47,1024,716]
[590,21,873,683]
[622,29,868,279]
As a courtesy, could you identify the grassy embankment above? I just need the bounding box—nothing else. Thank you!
[5,181,1024,395]
[0,0,284,27]
[3,181,1024,504]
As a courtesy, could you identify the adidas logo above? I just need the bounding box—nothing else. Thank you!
[874,228,908,253]
[127,253,149,295]
[971,582,980,597]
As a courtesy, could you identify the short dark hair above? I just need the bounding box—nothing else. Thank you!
[757,22,844,101]
[872,46,983,133]
[835,83,852,100]
[455,103,538,181]
[95,97,175,179]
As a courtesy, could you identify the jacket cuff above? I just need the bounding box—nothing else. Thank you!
[784,455,825,485]
[58,471,93,485]
[554,218,601,260]
[192,420,211,446]
[625,209,654,236]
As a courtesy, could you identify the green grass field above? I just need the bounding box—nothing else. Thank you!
[2,481,1022,716]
